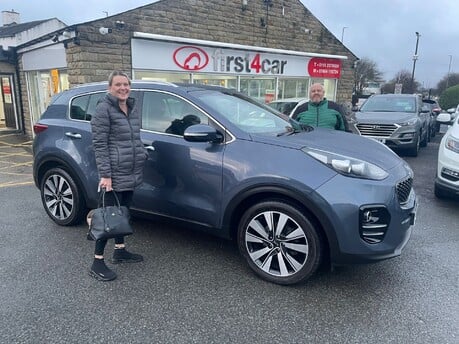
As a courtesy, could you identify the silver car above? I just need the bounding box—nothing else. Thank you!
[354,94,430,157]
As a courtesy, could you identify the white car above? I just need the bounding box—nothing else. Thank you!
[446,104,459,122]
[434,112,459,198]
[267,97,308,116]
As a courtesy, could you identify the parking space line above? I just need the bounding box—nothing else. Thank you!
[0,161,33,170]
[0,170,32,176]
[0,151,32,157]
[0,181,34,188]
[0,139,33,147]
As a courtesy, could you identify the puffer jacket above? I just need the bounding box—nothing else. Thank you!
[294,98,347,131]
[91,93,147,192]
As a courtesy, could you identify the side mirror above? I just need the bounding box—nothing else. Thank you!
[183,124,224,143]
[436,112,452,124]
[447,107,456,114]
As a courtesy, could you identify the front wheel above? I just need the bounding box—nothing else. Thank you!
[406,135,420,157]
[237,201,324,285]
[40,167,86,226]
[420,129,428,147]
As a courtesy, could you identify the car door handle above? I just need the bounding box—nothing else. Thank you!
[145,145,155,151]
[65,132,82,139]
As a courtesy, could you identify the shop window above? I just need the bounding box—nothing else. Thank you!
[27,70,69,126]
[310,78,337,101]
[133,70,191,83]
[240,77,275,103]
[192,74,237,89]
[277,78,309,99]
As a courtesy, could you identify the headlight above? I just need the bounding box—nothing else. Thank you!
[399,118,417,126]
[445,135,459,153]
[303,148,389,180]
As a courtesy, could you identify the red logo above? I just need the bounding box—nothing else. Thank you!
[173,46,209,71]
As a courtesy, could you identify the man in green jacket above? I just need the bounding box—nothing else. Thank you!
[293,83,348,131]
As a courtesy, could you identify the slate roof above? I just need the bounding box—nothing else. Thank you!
[0,20,49,37]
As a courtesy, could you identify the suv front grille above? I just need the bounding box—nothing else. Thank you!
[356,123,398,137]
[396,176,413,205]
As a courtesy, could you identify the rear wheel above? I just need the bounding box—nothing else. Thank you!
[237,200,324,285]
[40,167,86,226]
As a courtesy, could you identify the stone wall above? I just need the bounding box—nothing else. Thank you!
[67,0,357,101]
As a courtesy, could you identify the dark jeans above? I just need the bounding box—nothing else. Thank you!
[94,190,134,256]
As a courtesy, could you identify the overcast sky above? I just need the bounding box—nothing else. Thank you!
[2,0,458,89]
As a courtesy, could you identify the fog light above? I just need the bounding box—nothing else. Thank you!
[359,206,391,244]
[401,132,414,139]
[441,167,459,182]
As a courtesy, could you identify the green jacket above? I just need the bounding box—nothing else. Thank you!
[295,99,346,131]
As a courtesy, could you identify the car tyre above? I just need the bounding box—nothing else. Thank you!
[407,135,420,157]
[420,129,428,147]
[40,167,85,226]
[237,200,323,285]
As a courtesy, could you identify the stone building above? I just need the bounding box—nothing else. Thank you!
[6,0,358,138]
[0,10,66,131]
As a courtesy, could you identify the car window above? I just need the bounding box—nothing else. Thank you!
[194,91,291,134]
[361,96,416,113]
[268,101,298,115]
[141,91,208,135]
[70,92,105,121]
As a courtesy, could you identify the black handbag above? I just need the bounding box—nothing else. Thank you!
[87,190,133,241]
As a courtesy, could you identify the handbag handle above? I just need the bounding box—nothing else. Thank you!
[99,188,122,210]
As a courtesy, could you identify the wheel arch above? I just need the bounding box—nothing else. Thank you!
[35,155,97,210]
[223,185,339,260]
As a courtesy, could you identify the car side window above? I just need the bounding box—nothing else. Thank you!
[70,93,105,121]
[141,91,208,135]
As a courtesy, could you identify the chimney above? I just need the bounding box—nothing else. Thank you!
[2,10,20,26]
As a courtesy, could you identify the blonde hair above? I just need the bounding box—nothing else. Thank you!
[108,70,131,86]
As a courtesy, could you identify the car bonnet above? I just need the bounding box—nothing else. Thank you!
[355,111,418,124]
[250,128,402,170]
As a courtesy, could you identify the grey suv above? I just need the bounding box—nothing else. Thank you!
[33,81,417,285]
[354,94,430,156]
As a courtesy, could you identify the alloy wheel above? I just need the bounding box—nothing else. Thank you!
[244,210,309,278]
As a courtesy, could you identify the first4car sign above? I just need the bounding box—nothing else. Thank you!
[132,39,343,78]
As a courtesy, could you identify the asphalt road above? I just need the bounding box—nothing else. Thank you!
[0,131,458,344]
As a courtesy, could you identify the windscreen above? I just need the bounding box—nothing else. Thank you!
[194,91,293,134]
[361,96,416,113]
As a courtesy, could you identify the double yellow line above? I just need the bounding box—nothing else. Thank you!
[0,137,34,188]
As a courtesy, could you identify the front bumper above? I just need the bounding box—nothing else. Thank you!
[435,176,459,197]
[314,162,417,265]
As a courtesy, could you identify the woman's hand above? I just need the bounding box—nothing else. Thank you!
[99,177,112,192]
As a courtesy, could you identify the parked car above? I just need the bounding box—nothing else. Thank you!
[33,81,417,285]
[267,97,308,116]
[447,104,459,122]
[434,112,459,199]
[354,94,430,157]
[422,98,442,136]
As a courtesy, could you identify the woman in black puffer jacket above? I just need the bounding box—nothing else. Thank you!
[89,71,147,281]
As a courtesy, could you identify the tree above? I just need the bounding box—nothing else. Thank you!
[382,70,421,94]
[354,57,384,95]
[436,73,459,95]
[439,84,459,110]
